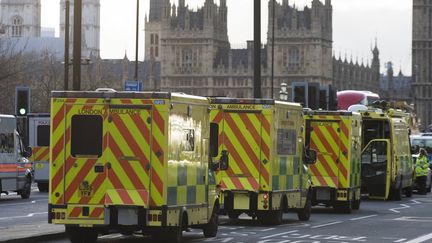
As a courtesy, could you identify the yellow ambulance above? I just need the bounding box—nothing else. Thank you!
[304,111,362,213]
[48,90,220,243]
[210,98,316,225]
[360,108,413,200]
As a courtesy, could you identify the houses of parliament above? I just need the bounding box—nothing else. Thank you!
[145,0,381,98]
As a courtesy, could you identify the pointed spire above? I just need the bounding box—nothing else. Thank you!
[124,50,128,60]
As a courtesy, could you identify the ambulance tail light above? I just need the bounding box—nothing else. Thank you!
[263,193,269,209]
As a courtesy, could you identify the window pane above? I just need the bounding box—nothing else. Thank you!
[277,129,296,155]
[36,125,50,146]
[0,133,14,153]
[71,115,103,157]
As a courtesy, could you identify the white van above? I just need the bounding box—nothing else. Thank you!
[0,115,33,199]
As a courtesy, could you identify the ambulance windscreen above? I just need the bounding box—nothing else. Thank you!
[71,115,103,158]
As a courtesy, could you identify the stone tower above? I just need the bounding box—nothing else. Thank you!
[0,0,41,37]
[267,0,333,96]
[371,41,381,91]
[60,0,100,58]
[159,0,230,96]
[413,0,432,129]
[145,0,163,62]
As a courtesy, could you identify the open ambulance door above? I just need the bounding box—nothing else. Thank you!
[361,139,391,200]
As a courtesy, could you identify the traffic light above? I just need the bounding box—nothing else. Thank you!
[292,83,306,107]
[16,87,30,116]
[307,83,320,110]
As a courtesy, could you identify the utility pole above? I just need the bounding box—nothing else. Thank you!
[73,0,82,91]
[271,0,276,99]
[254,0,261,98]
[64,0,70,90]
[135,0,139,81]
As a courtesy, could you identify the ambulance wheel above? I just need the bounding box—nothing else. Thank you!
[352,199,361,210]
[37,182,48,192]
[203,205,219,238]
[334,200,352,214]
[228,212,241,219]
[66,226,98,243]
[297,196,312,221]
[393,185,403,201]
[405,186,413,197]
[20,180,31,199]
[165,226,183,243]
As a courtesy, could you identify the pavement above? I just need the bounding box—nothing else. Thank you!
[1,223,65,243]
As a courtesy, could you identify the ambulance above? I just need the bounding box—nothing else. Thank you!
[304,111,362,213]
[48,90,220,243]
[27,114,50,192]
[360,108,413,200]
[210,98,316,225]
[0,115,32,199]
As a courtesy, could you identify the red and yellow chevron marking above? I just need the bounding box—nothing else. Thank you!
[211,109,270,192]
[30,146,50,162]
[309,116,350,189]
[67,205,105,219]
[50,97,167,208]
[104,189,149,206]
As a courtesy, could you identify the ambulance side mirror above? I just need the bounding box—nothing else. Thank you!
[304,148,317,165]
[219,150,229,171]
[209,123,219,158]
[25,146,33,158]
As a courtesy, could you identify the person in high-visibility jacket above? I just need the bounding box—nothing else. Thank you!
[416,148,429,195]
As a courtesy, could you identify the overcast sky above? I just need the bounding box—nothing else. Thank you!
[41,0,412,74]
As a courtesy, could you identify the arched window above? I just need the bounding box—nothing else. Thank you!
[155,34,159,45]
[155,47,159,57]
[11,16,23,37]
[182,49,193,68]
[288,47,300,70]
[150,34,154,45]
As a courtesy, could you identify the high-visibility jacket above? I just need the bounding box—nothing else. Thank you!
[416,155,429,177]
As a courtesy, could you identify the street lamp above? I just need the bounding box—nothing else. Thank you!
[279,82,288,101]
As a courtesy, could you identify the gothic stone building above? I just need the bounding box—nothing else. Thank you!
[413,0,432,129]
[145,0,380,98]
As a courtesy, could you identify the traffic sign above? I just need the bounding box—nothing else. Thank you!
[124,80,143,91]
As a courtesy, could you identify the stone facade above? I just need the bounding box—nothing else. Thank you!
[60,0,101,58]
[413,0,432,129]
[380,62,411,101]
[0,0,41,37]
[146,0,380,99]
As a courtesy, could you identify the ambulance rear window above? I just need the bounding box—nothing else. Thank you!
[37,125,50,146]
[71,115,103,158]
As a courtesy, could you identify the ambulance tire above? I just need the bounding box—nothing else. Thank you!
[165,226,183,243]
[352,199,361,210]
[405,186,413,197]
[203,204,219,238]
[393,185,403,201]
[297,196,312,221]
[334,200,352,214]
[66,226,98,243]
[37,182,48,192]
[20,179,31,199]
[227,212,241,219]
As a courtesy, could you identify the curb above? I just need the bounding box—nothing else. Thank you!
[3,232,66,243]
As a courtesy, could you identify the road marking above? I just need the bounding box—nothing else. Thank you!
[404,233,432,243]
[410,199,421,204]
[393,216,432,222]
[260,228,276,232]
[99,234,122,239]
[260,230,298,239]
[0,212,47,221]
[389,204,410,213]
[0,199,48,207]
[311,221,343,229]
[349,214,378,221]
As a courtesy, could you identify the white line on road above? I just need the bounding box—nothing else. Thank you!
[0,199,48,207]
[260,228,276,232]
[260,230,298,239]
[404,233,432,243]
[0,212,47,221]
[311,221,343,229]
[349,214,378,221]
[389,204,410,213]
[410,199,421,204]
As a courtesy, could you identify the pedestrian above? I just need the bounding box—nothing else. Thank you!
[416,148,429,195]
